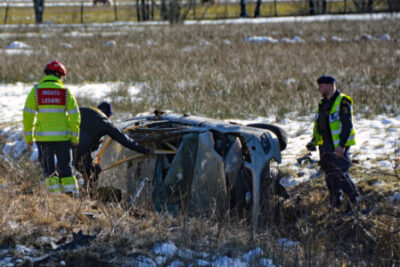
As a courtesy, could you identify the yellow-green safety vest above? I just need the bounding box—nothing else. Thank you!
[23,75,81,144]
[314,93,356,148]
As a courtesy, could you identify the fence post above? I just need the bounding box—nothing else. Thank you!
[344,0,347,13]
[274,0,277,17]
[114,0,118,21]
[81,1,84,23]
[4,3,9,24]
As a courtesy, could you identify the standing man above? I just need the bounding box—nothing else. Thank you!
[307,75,361,211]
[74,102,151,191]
[23,60,81,195]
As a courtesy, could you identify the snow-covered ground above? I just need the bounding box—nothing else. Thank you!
[0,14,399,266]
[0,13,399,31]
[0,82,399,185]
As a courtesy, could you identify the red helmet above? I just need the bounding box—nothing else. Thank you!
[44,60,67,76]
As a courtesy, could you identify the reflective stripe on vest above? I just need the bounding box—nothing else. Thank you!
[38,108,66,113]
[68,108,79,114]
[314,93,356,148]
[24,107,36,114]
[35,131,71,136]
[61,176,79,193]
[45,176,62,193]
[24,131,32,136]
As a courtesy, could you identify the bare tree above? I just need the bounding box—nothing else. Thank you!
[240,0,261,18]
[168,0,181,23]
[387,0,400,12]
[309,0,327,15]
[353,0,374,12]
[33,0,45,24]
[155,0,181,23]
[240,0,247,17]
[254,0,261,17]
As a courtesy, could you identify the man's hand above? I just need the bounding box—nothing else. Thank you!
[71,143,79,147]
[27,142,33,147]
[306,141,316,151]
[334,146,345,158]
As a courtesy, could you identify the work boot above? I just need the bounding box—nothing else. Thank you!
[61,176,79,197]
[45,176,62,194]
[330,193,342,209]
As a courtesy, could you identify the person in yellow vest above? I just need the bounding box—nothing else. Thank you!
[306,75,361,212]
[23,60,81,196]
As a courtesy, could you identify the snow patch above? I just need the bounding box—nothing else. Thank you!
[277,238,301,248]
[7,41,32,49]
[61,43,73,49]
[182,46,197,52]
[258,258,276,267]
[244,36,278,43]
[104,40,117,47]
[213,255,249,267]
[330,36,348,42]
[242,247,263,263]
[167,259,185,267]
[153,241,178,257]
[390,192,400,204]
[379,34,391,40]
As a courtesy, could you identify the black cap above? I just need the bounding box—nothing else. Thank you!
[97,102,113,117]
[317,75,336,84]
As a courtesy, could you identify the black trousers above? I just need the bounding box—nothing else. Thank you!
[73,148,100,189]
[36,141,73,178]
[319,146,360,208]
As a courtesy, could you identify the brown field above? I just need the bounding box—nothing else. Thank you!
[0,18,399,266]
[1,19,399,119]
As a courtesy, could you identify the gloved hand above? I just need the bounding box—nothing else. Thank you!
[306,141,316,151]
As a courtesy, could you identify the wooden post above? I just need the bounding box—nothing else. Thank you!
[4,3,9,24]
[344,0,347,13]
[274,0,277,16]
[80,1,84,24]
[114,0,118,21]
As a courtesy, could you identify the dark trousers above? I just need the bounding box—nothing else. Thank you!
[73,148,100,189]
[319,146,360,208]
[36,141,73,178]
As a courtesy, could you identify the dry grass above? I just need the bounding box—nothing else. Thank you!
[0,19,399,265]
[1,19,399,119]
[0,156,399,266]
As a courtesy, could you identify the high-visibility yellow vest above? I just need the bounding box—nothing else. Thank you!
[23,75,81,144]
[314,93,356,148]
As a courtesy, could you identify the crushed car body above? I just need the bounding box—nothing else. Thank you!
[96,111,288,226]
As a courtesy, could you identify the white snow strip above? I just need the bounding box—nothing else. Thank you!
[153,241,178,257]
[242,247,264,263]
[0,13,399,31]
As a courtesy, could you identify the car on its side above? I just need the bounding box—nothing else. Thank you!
[96,111,288,226]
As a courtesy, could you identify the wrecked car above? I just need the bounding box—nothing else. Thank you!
[95,111,288,226]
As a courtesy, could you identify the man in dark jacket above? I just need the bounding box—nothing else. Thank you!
[74,102,150,190]
[306,75,360,213]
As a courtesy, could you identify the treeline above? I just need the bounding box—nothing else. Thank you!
[10,0,400,24]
